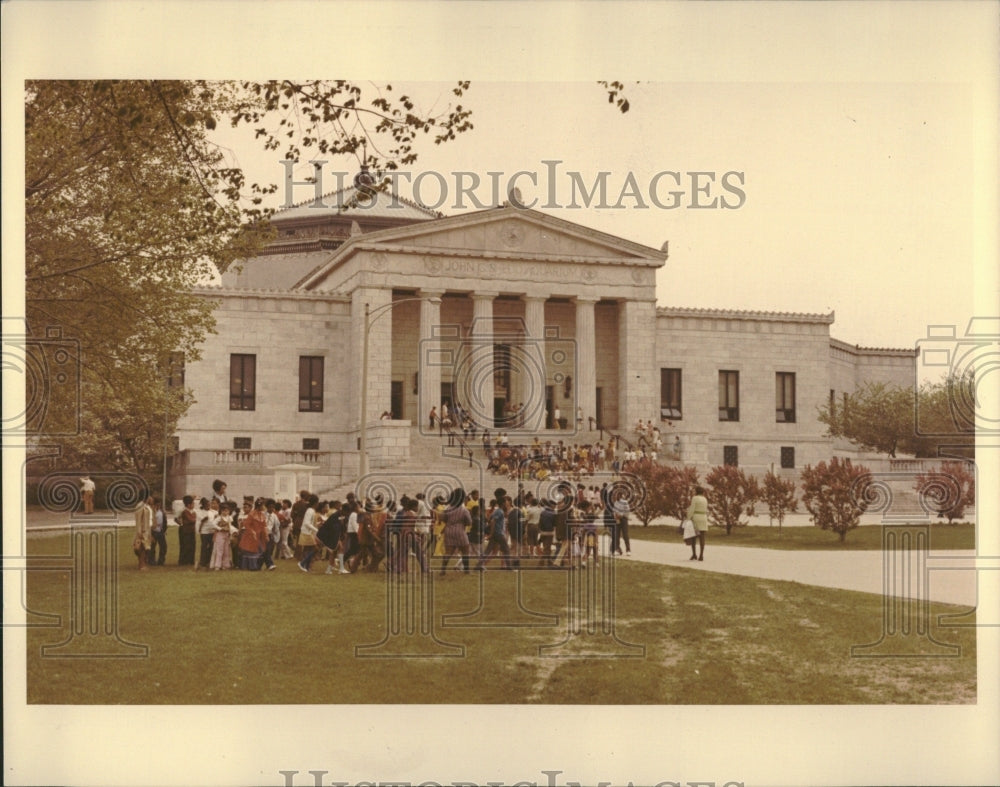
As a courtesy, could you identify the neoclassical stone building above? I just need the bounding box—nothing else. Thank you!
[169,179,915,496]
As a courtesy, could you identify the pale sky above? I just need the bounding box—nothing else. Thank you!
[222,78,981,351]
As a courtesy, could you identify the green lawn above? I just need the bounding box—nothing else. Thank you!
[630,522,976,550]
[24,531,976,704]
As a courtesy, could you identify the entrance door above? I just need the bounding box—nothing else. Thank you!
[545,385,554,429]
[390,381,403,420]
[494,397,506,427]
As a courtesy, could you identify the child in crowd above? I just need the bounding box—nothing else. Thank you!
[211,502,234,570]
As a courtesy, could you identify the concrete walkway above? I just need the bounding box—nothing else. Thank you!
[628,536,979,607]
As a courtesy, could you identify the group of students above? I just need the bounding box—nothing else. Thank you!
[295,482,639,576]
[131,480,299,571]
[481,435,665,485]
[133,477,710,573]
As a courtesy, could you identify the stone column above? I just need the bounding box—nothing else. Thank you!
[468,292,498,428]
[521,295,547,432]
[418,290,444,432]
[351,286,393,440]
[575,295,599,432]
[617,298,658,430]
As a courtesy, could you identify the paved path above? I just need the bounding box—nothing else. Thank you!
[21,507,979,607]
[628,537,979,607]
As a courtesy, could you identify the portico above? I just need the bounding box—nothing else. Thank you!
[296,205,666,435]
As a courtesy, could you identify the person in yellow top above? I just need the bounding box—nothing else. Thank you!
[685,485,709,561]
[432,496,447,557]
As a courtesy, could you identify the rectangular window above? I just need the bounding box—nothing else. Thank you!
[781,446,795,469]
[299,356,324,412]
[723,445,739,466]
[719,371,740,421]
[660,368,682,421]
[233,436,252,450]
[166,351,185,389]
[302,438,319,451]
[229,354,256,411]
[776,372,796,423]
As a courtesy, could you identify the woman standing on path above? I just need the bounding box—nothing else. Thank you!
[686,485,709,561]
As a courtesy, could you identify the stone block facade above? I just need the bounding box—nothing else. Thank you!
[170,200,917,497]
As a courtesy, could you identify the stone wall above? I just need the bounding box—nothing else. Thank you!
[176,290,354,453]
[654,309,835,472]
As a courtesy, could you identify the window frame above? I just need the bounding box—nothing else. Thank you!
[298,355,325,413]
[229,354,256,411]
[776,371,796,423]
[660,367,683,421]
[718,370,740,421]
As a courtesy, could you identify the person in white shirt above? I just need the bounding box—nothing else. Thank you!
[80,476,96,514]
[196,498,220,571]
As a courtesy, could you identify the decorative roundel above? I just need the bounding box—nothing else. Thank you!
[551,349,567,365]
[553,372,564,384]
[631,268,645,283]
[424,256,442,273]
[500,224,524,248]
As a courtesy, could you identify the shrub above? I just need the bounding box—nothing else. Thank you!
[705,465,760,534]
[800,457,870,542]
[661,464,701,522]
[914,461,976,524]
[762,469,798,530]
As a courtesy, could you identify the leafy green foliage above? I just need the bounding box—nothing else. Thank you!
[818,376,975,458]
[597,80,633,113]
[800,457,871,541]
[24,80,479,481]
[705,465,760,534]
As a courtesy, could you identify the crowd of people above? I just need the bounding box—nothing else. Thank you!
[128,412,698,572]
[130,477,680,573]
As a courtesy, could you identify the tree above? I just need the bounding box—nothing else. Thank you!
[818,376,975,459]
[24,80,475,480]
[660,465,701,522]
[704,465,760,535]
[761,469,798,531]
[800,457,870,542]
[627,462,670,526]
[915,461,976,524]
[627,462,699,526]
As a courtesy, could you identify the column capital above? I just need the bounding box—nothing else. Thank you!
[522,294,549,304]
[419,288,446,299]
[575,294,601,304]
[470,291,500,302]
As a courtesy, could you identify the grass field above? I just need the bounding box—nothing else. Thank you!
[22,530,976,705]
[630,522,976,550]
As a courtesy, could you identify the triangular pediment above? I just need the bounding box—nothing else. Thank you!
[358,206,663,261]
[296,206,664,291]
